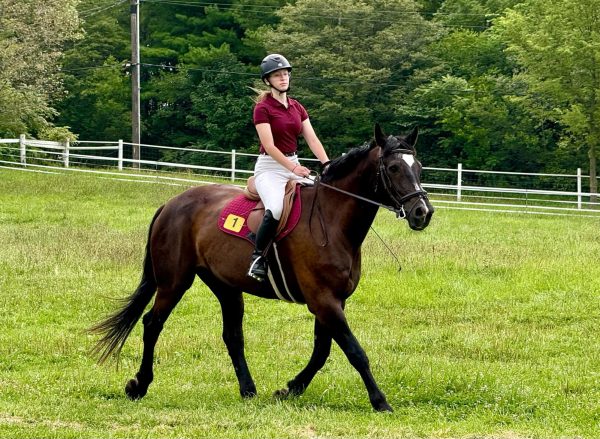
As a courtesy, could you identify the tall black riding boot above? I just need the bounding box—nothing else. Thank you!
[247,209,280,281]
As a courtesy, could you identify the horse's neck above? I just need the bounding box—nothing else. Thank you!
[320,164,379,249]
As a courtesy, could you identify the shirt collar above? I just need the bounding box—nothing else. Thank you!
[267,93,291,108]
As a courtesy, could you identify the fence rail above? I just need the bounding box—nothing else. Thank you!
[1,136,598,217]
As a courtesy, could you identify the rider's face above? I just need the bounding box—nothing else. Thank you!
[267,69,290,90]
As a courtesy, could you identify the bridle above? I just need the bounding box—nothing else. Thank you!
[374,147,429,219]
[314,146,428,219]
[308,144,429,247]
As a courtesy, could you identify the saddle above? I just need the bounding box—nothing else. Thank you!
[218,176,302,243]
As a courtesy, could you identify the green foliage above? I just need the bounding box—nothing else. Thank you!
[135,1,276,152]
[37,125,78,142]
[434,0,491,29]
[60,57,131,140]
[494,0,600,191]
[439,77,546,171]
[143,69,197,149]
[187,50,255,150]
[394,28,529,169]
[56,2,131,140]
[259,0,440,155]
[0,0,81,137]
[143,44,256,162]
[7,0,595,181]
[0,86,55,138]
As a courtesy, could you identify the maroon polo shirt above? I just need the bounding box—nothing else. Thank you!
[253,94,309,154]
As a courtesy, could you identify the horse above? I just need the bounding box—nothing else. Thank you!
[90,123,434,412]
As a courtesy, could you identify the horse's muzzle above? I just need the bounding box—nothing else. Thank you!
[406,196,434,231]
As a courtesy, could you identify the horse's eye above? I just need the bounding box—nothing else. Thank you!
[388,164,399,173]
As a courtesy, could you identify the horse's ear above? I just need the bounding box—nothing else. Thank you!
[374,123,386,148]
[405,126,419,148]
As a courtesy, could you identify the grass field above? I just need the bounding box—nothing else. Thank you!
[1,168,600,438]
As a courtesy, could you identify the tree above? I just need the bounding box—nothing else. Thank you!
[393,23,537,170]
[495,0,600,198]
[394,0,579,175]
[57,6,130,140]
[0,0,81,137]
[135,1,278,152]
[258,0,440,156]
[185,46,255,151]
[143,45,256,155]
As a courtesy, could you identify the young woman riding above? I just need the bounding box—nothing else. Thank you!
[248,53,330,281]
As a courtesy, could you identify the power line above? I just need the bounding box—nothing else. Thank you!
[59,60,513,96]
[80,0,129,18]
[67,0,505,98]
[138,62,490,94]
[61,64,123,74]
[141,62,255,76]
[144,0,497,18]
[144,3,489,29]
[142,0,494,28]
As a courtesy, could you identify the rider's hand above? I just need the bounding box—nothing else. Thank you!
[292,164,311,178]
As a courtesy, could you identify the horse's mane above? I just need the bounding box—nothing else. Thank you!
[320,140,375,183]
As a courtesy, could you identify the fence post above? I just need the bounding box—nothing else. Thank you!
[19,134,26,165]
[64,139,70,168]
[118,139,124,171]
[577,167,582,210]
[457,163,463,202]
[231,149,236,182]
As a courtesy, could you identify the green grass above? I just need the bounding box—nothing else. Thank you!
[1,168,600,438]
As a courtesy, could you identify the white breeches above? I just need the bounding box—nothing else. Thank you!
[254,154,311,220]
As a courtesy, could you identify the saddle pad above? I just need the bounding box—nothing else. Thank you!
[218,186,302,244]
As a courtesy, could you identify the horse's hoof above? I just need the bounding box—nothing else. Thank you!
[374,401,393,412]
[241,388,257,399]
[273,388,290,399]
[125,378,147,400]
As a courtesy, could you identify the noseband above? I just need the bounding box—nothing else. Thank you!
[375,148,429,219]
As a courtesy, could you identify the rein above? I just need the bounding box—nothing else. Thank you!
[316,178,407,217]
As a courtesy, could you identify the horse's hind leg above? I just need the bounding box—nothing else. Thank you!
[125,284,190,400]
[201,272,256,398]
[275,318,332,398]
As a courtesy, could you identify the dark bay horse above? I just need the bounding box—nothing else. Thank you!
[91,124,434,412]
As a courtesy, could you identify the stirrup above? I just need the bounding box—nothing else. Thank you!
[247,255,267,281]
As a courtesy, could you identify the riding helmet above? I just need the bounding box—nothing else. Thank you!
[260,54,292,79]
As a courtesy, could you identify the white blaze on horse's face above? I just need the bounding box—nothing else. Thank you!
[401,154,422,192]
[401,154,415,168]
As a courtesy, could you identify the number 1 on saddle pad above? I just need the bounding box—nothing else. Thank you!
[223,214,245,232]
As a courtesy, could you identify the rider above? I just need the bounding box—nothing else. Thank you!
[248,53,330,281]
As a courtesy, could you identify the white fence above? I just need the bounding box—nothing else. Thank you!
[1,136,599,217]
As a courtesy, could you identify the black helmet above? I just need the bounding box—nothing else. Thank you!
[260,54,292,79]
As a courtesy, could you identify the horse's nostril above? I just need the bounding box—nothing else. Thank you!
[414,206,425,218]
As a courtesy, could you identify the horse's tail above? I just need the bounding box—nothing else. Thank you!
[89,205,164,364]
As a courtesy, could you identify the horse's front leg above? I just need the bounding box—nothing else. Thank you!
[275,317,332,398]
[316,302,393,412]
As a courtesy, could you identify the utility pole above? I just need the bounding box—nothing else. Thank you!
[131,0,141,169]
